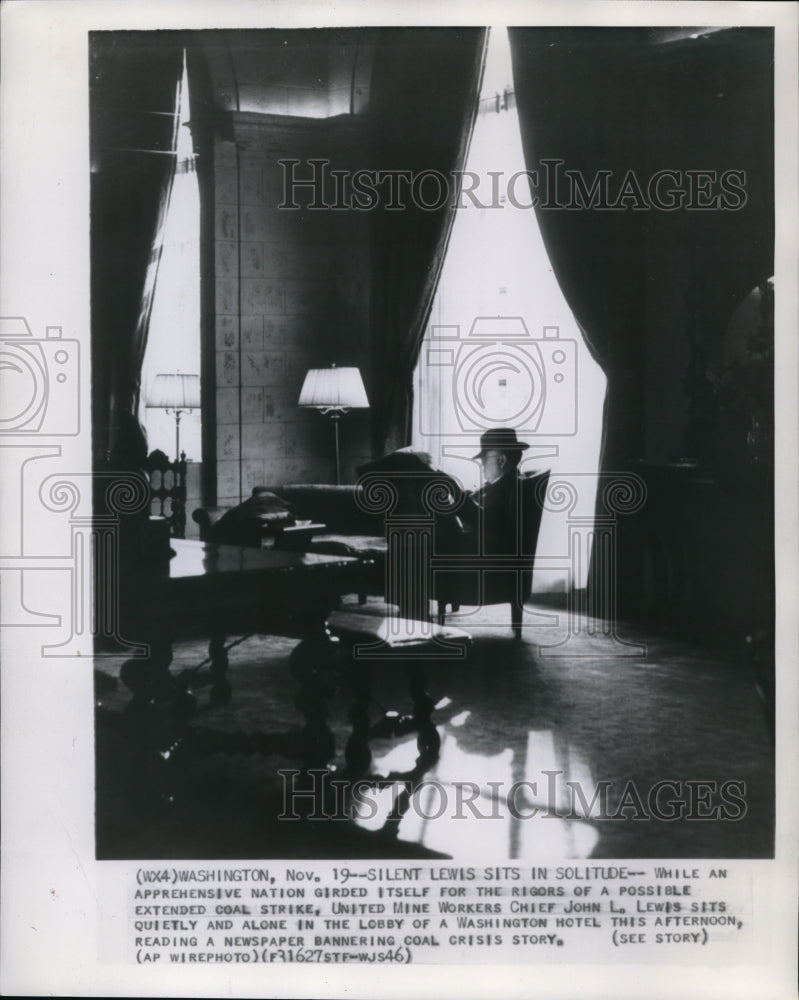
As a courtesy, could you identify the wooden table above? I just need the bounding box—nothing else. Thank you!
[276,605,472,832]
[121,539,361,698]
[326,605,471,775]
[110,540,366,799]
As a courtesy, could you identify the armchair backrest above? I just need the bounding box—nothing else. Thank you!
[519,470,550,561]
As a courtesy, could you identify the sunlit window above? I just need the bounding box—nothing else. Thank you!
[139,52,202,463]
[412,27,607,592]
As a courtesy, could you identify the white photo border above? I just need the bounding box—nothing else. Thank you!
[1,1,796,997]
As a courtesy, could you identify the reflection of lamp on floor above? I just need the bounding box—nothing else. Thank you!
[298,365,369,484]
[146,372,201,461]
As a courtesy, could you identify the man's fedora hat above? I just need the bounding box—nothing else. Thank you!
[473,427,530,460]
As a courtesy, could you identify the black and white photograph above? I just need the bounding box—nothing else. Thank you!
[1,1,797,997]
[88,20,779,863]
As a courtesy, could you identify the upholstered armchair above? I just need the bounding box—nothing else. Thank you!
[433,470,550,637]
[353,453,549,636]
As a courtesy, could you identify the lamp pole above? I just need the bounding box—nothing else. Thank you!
[330,412,342,485]
[146,374,201,463]
[297,366,369,485]
[167,407,188,463]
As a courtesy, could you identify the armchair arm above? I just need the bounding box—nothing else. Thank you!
[192,506,231,541]
[192,502,297,547]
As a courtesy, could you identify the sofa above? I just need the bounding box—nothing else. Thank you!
[192,484,388,602]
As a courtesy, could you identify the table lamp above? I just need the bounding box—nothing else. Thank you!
[145,372,201,462]
[298,364,369,484]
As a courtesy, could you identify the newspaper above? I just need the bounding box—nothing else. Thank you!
[1,1,797,997]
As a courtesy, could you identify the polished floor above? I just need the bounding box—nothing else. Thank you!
[94,599,774,860]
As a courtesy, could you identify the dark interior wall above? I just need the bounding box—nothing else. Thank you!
[204,115,372,503]
[630,31,774,639]
[628,31,774,639]
[192,26,486,500]
[193,32,374,503]
[639,31,774,465]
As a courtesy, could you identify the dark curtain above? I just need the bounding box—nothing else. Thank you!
[508,27,774,621]
[509,28,652,467]
[90,32,185,468]
[368,27,487,456]
[508,26,774,469]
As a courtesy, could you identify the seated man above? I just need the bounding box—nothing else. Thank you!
[356,433,531,559]
[458,427,530,555]
[353,436,543,633]
[435,428,544,636]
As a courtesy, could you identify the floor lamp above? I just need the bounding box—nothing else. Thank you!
[298,365,369,484]
[145,372,201,462]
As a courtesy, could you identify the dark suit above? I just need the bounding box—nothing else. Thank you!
[459,471,523,555]
[435,468,549,632]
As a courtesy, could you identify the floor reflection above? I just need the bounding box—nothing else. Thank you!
[95,602,774,860]
[352,720,600,859]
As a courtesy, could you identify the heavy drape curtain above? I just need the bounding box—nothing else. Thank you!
[508,28,650,470]
[507,27,774,471]
[130,97,182,414]
[368,28,488,456]
[90,34,185,468]
[507,26,774,614]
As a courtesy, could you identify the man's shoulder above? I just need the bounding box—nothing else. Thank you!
[478,471,520,505]
[495,470,522,491]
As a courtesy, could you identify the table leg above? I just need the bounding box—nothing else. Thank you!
[344,661,373,777]
[115,633,197,808]
[290,637,338,771]
[511,596,524,639]
[408,662,441,762]
[120,634,181,709]
[208,632,232,706]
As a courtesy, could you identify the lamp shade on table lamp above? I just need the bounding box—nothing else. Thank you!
[145,372,201,461]
[298,365,369,483]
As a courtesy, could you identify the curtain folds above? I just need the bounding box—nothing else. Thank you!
[129,87,182,418]
[507,26,774,618]
[368,27,488,456]
[508,27,774,470]
[90,35,185,467]
[508,28,649,469]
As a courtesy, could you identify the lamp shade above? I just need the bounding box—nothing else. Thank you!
[298,366,369,410]
[146,373,201,410]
